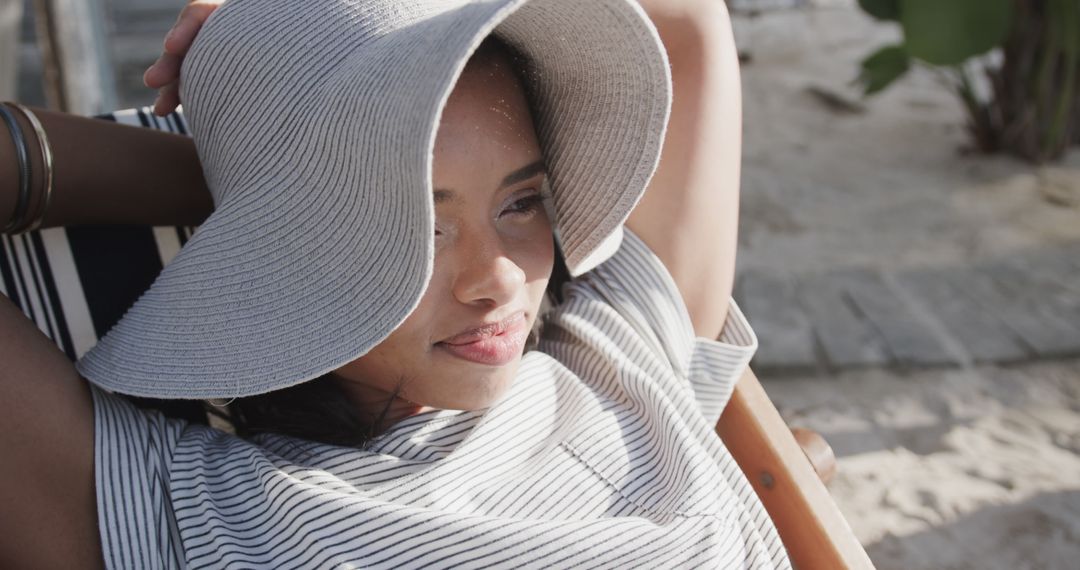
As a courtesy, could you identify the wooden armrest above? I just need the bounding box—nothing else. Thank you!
[792,427,838,486]
[716,368,874,570]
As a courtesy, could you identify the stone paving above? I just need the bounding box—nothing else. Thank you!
[735,242,1080,374]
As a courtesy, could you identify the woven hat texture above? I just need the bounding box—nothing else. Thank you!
[75,0,672,399]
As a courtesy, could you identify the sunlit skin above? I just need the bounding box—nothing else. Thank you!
[330,48,555,427]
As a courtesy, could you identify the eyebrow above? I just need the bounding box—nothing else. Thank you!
[501,159,547,187]
[433,159,547,204]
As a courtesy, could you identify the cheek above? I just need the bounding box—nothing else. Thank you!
[515,227,554,314]
[509,218,555,280]
[345,309,434,378]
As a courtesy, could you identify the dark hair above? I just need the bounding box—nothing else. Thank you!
[217,373,402,448]
[207,34,569,449]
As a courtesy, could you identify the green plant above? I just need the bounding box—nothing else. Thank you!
[856,0,1080,162]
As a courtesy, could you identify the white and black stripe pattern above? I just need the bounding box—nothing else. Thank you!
[90,229,790,569]
[0,107,196,362]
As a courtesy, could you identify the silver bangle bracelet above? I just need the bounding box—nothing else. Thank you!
[0,103,32,234]
[5,102,54,233]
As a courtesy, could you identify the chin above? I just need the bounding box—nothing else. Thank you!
[426,364,519,411]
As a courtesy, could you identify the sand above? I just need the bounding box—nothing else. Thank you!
[733,3,1080,568]
[763,360,1080,570]
[733,4,1080,275]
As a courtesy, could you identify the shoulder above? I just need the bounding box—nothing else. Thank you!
[539,228,757,424]
[545,228,701,373]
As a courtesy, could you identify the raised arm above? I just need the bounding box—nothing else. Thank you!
[0,292,102,567]
[0,103,207,570]
[628,0,742,340]
[0,107,211,229]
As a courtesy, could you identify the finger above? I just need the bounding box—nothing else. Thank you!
[143,52,182,88]
[153,82,181,117]
[164,1,223,56]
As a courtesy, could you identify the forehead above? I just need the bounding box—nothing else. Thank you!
[439,53,532,133]
[432,52,542,176]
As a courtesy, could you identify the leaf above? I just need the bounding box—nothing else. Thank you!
[857,45,911,95]
[901,0,1012,66]
[1047,0,1080,58]
[858,0,900,21]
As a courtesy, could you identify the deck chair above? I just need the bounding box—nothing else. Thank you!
[0,106,874,569]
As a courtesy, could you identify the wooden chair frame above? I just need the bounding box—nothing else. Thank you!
[719,369,874,569]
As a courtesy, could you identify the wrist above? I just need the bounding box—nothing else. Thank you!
[0,104,36,233]
[0,113,18,227]
[1,103,51,234]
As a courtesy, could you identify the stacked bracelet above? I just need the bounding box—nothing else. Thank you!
[0,103,32,234]
[1,102,54,235]
[8,103,54,233]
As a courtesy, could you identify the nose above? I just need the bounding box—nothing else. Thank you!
[451,233,526,308]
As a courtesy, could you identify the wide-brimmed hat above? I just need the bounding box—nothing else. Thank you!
[75,0,672,399]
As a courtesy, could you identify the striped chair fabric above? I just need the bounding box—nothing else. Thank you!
[0,107,207,423]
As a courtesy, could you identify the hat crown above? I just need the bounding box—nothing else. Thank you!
[180,0,461,206]
[77,0,672,398]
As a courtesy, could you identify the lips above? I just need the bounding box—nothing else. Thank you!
[435,312,529,366]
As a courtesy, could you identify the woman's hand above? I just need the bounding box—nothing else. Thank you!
[143,0,225,116]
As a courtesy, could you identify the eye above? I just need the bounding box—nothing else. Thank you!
[501,192,548,218]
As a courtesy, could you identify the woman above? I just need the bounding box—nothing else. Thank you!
[0,0,782,567]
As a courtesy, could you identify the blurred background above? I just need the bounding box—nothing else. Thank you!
[733,2,1079,569]
[2,0,1078,568]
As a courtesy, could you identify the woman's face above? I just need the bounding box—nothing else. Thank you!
[332,49,554,419]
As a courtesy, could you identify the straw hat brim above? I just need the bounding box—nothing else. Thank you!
[75,0,672,399]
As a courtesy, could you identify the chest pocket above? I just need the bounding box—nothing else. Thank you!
[560,398,737,520]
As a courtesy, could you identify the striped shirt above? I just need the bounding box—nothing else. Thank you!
[90,229,791,569]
